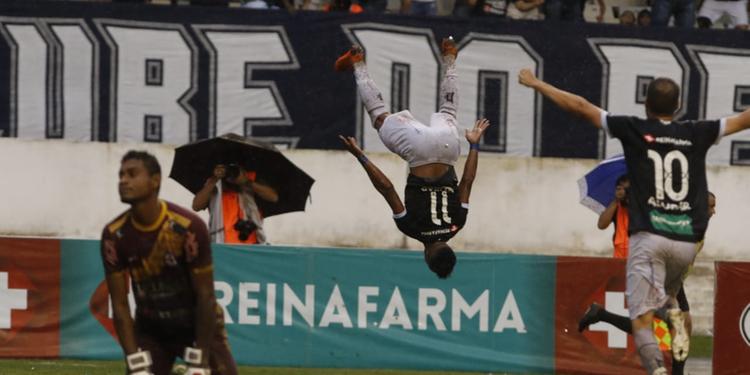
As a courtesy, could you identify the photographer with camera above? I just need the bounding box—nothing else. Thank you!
[192,163,278,245]
[597,174,631,259]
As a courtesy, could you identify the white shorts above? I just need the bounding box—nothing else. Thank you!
[378,110,461,168]
[626,232,698,320]
[698,0,749,27]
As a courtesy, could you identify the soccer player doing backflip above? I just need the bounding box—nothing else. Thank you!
[335,37,489,279]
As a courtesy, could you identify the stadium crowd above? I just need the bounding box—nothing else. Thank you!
[65,0,750,29]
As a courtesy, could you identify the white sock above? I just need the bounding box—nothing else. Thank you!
[438,60,458,119]
[353,63,388,123]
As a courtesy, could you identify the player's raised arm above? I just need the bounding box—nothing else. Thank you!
[459,118,490,204]
[339,135,405,215]
[723,107,750,137]
[518,68,604,129]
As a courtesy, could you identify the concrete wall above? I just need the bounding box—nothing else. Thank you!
[1,138,749,260]
[2,138,748,335]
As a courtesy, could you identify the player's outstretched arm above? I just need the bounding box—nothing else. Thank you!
[105,272,138,355]
[518,68,604,129]
[339,135,406,215]
[459,118,490,204]
[724,108,750,137]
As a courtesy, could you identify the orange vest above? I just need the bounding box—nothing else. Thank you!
[221,171,260,244]
[612,202,629,259]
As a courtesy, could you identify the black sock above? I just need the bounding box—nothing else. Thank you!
[672,358,686,375]
[599,309,633,334]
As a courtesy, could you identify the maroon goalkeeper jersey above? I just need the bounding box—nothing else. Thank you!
[101,200,212,329]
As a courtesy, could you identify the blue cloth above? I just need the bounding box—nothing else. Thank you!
[411,1,437,15]
[544,0,584,21]
[651,0,695,27]
[577,155,627,214]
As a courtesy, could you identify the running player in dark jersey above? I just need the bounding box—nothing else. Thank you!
[579,192,716,375]
[519,68,750,375]
[336,38,490,279]
[101,150,237,375]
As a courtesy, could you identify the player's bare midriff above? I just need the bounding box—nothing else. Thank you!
[410,163,451,179]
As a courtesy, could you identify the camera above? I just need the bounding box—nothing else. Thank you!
[234,219,257,241]
[225,163,241,179]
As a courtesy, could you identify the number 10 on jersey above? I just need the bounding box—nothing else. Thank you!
[647,150,689,201]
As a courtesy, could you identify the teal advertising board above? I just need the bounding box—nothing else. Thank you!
[51,241,555,372]
[214,246,556,372]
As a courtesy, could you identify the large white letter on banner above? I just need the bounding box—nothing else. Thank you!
[194,25,299,147]
[588,39,689,158]
[456,34,541,155]
[0,20,98,141]
[342,25,438,152]
[451,289,489,332]
[1,23,47,139]
[417,288,447,331]
[96,21,197,144]
[50,23,98,141]
[688,45,750,166]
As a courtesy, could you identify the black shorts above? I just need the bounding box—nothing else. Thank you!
[676,285,690,312]
[134,319,237,375]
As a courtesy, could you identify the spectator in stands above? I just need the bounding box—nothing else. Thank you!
[597,174,631,258]
[619,9,636,25]
[696,0,749,29]
[638,8,652,26]
[650,0,695,27]
[593,0,606,22]
[360,0,388,13]
[401,0,439,15]
[188,0,230,5]
[544,0,603,22]
[241,0,296,11]
[507,0,545,19]
[192,164,278,245]
[544,0,582,21]
[453,0,494,17]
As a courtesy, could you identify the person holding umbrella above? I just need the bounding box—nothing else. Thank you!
[170,133,315,246]
[192,163,278,245]
[519,68,750,375]
[597,174,631,259]
[335,37,490,279]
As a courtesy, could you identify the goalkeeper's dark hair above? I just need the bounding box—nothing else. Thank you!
[122,150,161,176]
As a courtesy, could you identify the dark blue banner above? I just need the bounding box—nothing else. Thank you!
[1,0,749,164]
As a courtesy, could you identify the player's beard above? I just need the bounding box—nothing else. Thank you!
[119,189,151,205]
[120,194,143,204]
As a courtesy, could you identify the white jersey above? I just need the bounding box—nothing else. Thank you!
[698,0,749,27]
[378,110,461,168]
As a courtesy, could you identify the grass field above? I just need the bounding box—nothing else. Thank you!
[0,360,499,375]
[0,336,712,375]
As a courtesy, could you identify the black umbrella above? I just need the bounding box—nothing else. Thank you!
[169,133,314,218]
